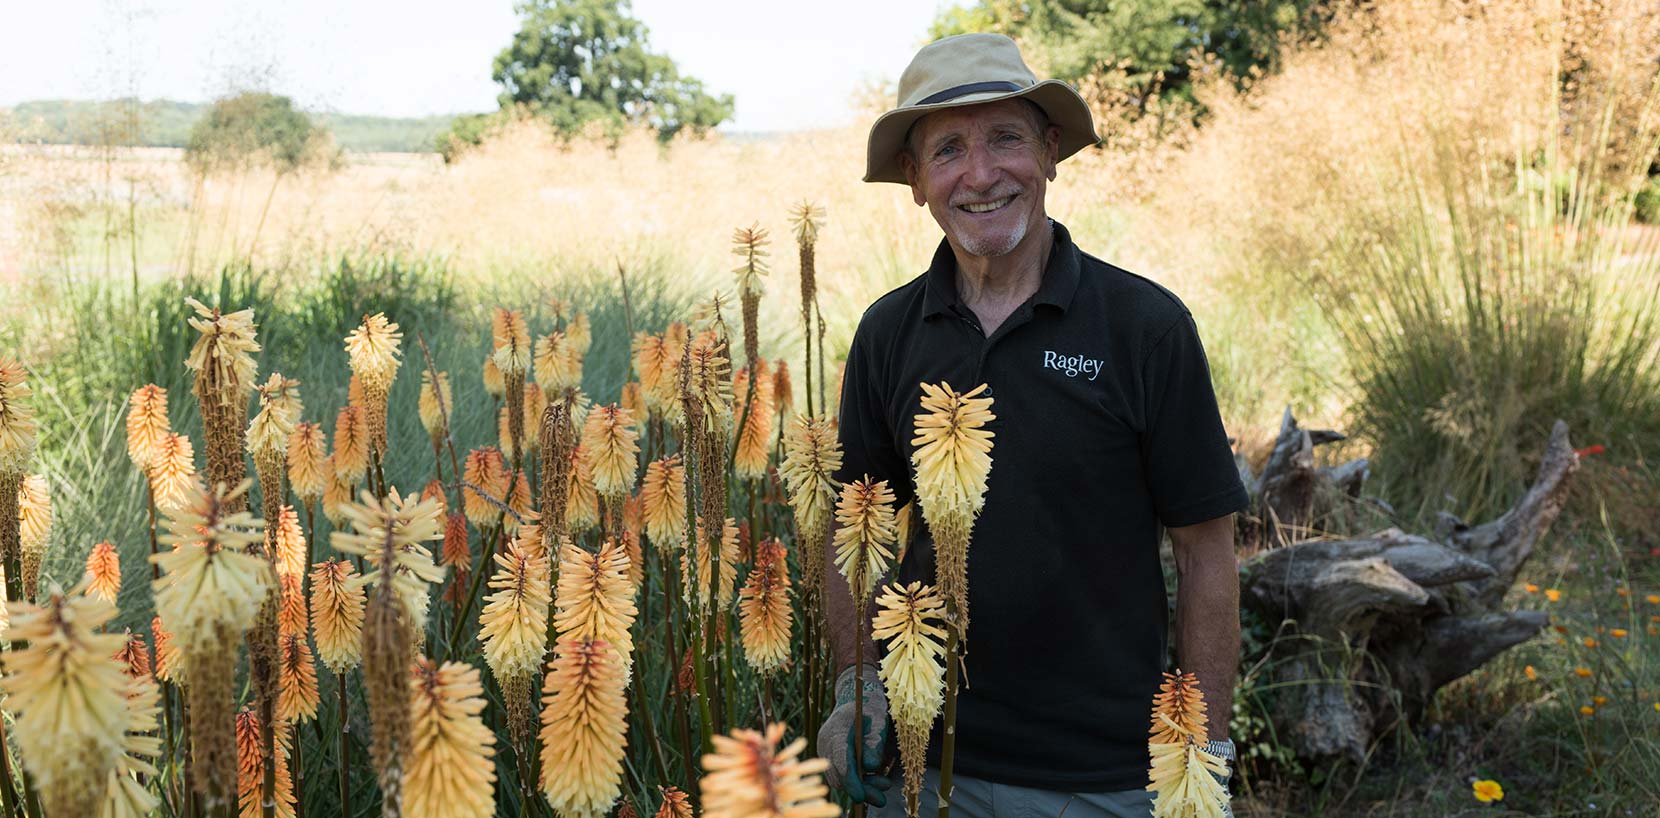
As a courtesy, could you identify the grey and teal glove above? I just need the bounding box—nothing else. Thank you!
[816,664,892,807]
[1207,739,1236,818]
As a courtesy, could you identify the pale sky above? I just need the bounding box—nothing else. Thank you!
[0,0,953,132]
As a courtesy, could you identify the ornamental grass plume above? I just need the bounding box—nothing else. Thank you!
[150,432,200,513]
[115,629,151,678]
[309,558,366,674]
[535,330,584,396]
[463,446,510,529]
[640,455,687,552]
[739,537,793,677]
[832,477,898,604]
[18,472,51,599]
[278,573,308,637]
[153,614,184,685]
[331,489,445,632]
[1146,670,1229,818]
[872,581,948,818]
[277,631,320,723]
[151,480,271,809]
[103,673,163,818]
[85,540,122,602]
[419,370,453,448]
[699,722,840,818]
[657,786,693,818]
[287,422,328,508]
[779,415,842,597]
[236,708,297,818]
[732,368,774,481]
[910,382,995,629]
[125,383,170,470]
[539,637,630,818]
[554,538,638,657]
[333,405,371,486]
[581,403,641,505]
[345,312,404,452]
[184,298,260,509]
[732,224,769,370]
[0,583,130,818]
[478,539,551,746]
[403,658,497,818]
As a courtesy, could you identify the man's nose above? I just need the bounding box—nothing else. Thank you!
[963,141,1000,191]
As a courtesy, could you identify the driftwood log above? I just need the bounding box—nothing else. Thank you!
[1252,407,1371,544]
[1238,419,1579,764]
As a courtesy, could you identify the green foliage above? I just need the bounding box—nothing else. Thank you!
[491,0,734,143]
[185,91,328,173]
[1636,176,1660,224]
[6,98,461,153]
[435,110,516,163]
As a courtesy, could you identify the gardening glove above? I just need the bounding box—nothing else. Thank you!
[817,663,892,807]
[1207,739,1236,818]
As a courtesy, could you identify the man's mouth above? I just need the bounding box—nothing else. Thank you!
[958,195,1014,214]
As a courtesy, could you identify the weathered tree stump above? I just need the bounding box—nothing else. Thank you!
[1250,407,1371,544]
[1238,420,1578,764]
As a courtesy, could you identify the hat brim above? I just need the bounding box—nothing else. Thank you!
[862,79,1098,184]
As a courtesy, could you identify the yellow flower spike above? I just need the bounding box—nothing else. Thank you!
[699,723,841,818]
[0,356,39,475]
[683,331,735,430]
[492,307,533,377]
[640,455,688,553]
[403,658,497,818]
[149,432,200,513]
[344,312,403,394]
[1146,670,1230,818]
[150,480,271,808]
[153,615,185,685]
[463,446,510,529]
[554,538,638,656]
[278,573,308,637]
[633,329,686,417]
[503,468,533,537]
[910,381,995,628]
[582,404,642,502]
[739,538,794,677]
[309,558,366,674]
[567,445,601,533]
[733,367,775,481]
[273,504,306,578]
[620,381,646,426]
[1472,779,1504,803]
[540,637,630,818]
[0,584,130,818]
[833,477,898,605]
[871,581,947,816]
[247,372,301,462]
[779,414,842,596]
[682,517,739,611]
[18,472,51,597]
[103,674,163,818]
[498,387,547,462]
[332,405,371,485]
[482,355,505,399]
[125,384,171,470]
[419,369,453,445]
[276,631,320,723]
[286,422,328,506]
[479,541,553,684]
[535,330,584,395]
[656,786,694,818]
[567,312,591,357]
[184,297,261,402]
[330,490,445,632]
[732,224,769,369]
[84,540,122,602]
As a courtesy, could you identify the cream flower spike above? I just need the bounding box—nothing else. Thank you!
[871,581,948,818]
[909,381,994,628]
[699,723,841,818]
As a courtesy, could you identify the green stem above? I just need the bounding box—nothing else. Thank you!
[937,627,962,818]
[338,671,350,818]
[444,525,502,661]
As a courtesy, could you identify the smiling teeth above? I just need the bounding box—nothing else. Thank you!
[962,197,1012,213]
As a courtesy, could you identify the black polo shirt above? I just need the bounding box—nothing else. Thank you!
[835,220,1248,792]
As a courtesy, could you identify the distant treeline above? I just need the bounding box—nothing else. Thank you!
[2,98,461,154]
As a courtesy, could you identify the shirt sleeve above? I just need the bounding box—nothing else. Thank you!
[1140,312,1250,528]
[834,316,913,509]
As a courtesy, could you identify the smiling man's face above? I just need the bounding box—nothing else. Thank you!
[901,98,1061,259]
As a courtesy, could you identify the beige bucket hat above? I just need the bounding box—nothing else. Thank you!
[864,33,1098,184]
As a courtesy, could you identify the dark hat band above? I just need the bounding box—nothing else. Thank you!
[915,80,1024,107]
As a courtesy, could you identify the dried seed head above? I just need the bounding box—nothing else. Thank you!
[699,723,840,818]
[309,558,366,674]
[479,540,552,683]
[832,477,898,605]
[114,629,152,679]
[125,384,171,470]
[581,404,641,501]
[418,370,453,443]
[779,415,841,594]
[0,355,39,475]
[403,658,497,818]
[462,446,510,529]
[500,387,547,462]
[2,585,131,818]
[277,632,320,723]
[492,307,533,376]
[739,538,793,677]
[539,638,630,818]
[640,455,687,553]
[332,405,370,485]
[287,422,328,505]
[84,540,122,603]
[344,313,404,394]
[273,504,306,578]
[331,490,445,632]
[910,382,994,627]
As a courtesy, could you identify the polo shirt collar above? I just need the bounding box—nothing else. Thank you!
[921,219,1083,319]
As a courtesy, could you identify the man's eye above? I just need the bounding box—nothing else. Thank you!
[935,144,959,158]
[997,133,1022,144]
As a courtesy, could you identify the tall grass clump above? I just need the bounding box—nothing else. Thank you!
[1143,0,1660,523]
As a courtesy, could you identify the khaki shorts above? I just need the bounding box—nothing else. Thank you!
[870,768,1154,818]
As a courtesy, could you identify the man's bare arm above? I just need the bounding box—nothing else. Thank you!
[823,520,878,673]
[1168,513,1239,741]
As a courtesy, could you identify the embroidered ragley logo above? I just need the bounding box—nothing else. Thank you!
[1042,350,1104,381]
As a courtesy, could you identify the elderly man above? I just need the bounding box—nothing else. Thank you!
[818,33,1247,818]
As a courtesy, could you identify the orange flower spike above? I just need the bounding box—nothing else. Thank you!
[278,574,308,638]
[699,723,840,818]
[125,384,171,469]
[84,540,122,602]
[276,632,320,724]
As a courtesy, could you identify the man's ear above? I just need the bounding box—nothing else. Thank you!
[900,152,926,206]
[1043,123,1061,182]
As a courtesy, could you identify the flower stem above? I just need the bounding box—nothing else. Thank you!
[936,626,962,818]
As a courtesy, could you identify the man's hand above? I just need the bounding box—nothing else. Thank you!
[1208,738,1236,818]
[817,664,892,806]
